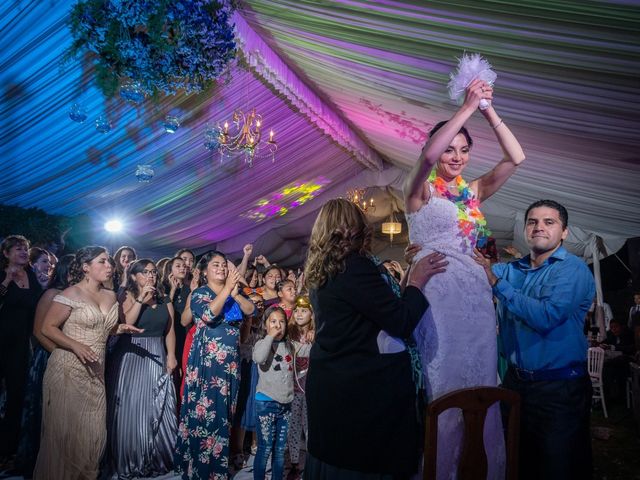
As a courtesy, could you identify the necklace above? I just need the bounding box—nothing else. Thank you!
[11,268,27,288]
[428,170,491,251]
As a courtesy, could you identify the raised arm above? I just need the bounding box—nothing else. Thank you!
[404,79,491,213]
[471,106,525,202]
[121,283,154,325]
[237,244,253,278]
[180,293,193,327]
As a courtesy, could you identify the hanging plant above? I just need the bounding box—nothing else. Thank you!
[64,0,237,99]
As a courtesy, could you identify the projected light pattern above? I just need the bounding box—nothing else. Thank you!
[242,177,331,222]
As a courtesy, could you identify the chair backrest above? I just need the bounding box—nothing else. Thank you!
[587,347,605,378]
[424,386,520,480]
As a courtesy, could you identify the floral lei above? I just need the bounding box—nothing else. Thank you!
[428,170,491,251]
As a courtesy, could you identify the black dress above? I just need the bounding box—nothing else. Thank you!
[171,284,190,397]
[305,253,428,477]
[171,284,190,365]
[105,297,177,477]
[0,269,42,455]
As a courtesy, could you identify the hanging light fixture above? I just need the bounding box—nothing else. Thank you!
[209,108,277,166]
[346,187,375,213]
[382,211,402,243]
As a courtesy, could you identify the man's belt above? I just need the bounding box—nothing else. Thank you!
[510,363,587,382]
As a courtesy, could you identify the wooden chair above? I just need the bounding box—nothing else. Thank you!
[424,386,520,480]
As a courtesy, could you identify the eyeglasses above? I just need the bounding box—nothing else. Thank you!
[141,269,158,276]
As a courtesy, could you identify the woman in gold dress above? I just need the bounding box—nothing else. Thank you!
[33,246,141,479]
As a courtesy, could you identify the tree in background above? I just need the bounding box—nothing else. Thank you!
[0,204,92,255]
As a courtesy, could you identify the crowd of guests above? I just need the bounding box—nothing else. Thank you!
[0,235,316,479]
[2,225,639,479]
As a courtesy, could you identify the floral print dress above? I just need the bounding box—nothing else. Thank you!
[174,286,243,480]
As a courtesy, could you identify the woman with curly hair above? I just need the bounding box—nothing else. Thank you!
[33,246,141,480]
[303,199,447,479]
[15,254,74,476]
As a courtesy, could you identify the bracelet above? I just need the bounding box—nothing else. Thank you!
[135,297,143,304]
[491,119,504,130]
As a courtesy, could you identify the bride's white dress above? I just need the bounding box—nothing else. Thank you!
[406,189,505,480]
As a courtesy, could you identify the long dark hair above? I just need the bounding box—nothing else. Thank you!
[113,245,137,275]
[125,259,164,301]
[69,246,108,284]
[196,250,228,287]
[50,254,75,290]
[428,121,473,147]
[175,248,196,262]
[257,305,289,344]
[161,256,185,292]
[28,247,49,266]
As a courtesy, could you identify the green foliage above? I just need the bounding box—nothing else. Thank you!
[0,204,92,254]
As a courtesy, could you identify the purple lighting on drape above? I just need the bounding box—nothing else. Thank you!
[233,11,382,170]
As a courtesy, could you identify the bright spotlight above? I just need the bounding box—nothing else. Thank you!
[105,219,123,233]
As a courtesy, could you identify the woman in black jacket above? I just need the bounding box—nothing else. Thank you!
[304,199,446,479]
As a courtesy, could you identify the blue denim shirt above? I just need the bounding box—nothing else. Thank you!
[492,246,595,372]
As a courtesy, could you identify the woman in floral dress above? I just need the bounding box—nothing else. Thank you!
[174,250,256,479]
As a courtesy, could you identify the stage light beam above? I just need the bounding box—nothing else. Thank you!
[105,219,123,233]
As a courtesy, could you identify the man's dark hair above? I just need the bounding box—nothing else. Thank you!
[609,318,624,327]
[525,200,568,230]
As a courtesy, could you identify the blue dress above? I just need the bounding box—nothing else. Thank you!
[174,286,243,480]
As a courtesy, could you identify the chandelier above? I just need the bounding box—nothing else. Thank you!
[346,187,376,213]
[381,211,402,243]
[206,108,277,166]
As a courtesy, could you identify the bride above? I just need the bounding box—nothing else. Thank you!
[403,79,525,478]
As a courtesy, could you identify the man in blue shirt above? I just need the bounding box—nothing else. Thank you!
[475,199,595,480]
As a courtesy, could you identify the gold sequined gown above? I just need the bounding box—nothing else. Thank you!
[33,295,118,480]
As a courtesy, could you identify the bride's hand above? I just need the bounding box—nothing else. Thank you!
[463,79,493,111]
[407,252,447,290]
[473,248,499,287]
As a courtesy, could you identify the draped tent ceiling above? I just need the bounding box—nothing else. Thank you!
[1,0,639,266]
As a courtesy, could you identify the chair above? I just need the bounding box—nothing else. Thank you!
[588,347,608,418]
[424,386,521,480]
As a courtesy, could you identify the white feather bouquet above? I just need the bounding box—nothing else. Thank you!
[448,53,497,110]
